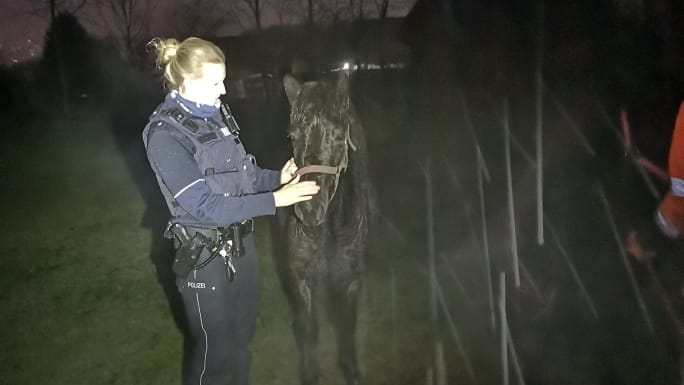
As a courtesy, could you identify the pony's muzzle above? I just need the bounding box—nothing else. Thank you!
[294,200,329,226]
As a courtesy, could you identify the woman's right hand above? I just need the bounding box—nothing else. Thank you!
[273,175,320,207]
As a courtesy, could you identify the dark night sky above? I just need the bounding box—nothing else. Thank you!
[0,0,415,65]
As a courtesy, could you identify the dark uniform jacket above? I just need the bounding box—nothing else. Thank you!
[143,92,281,228]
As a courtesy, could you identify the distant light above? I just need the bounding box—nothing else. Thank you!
[343,62,350,70]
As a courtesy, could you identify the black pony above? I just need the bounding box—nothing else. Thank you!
[273,73,371,385]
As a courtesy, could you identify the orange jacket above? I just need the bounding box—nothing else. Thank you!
[657,101,684,238]
[669,101,684,186]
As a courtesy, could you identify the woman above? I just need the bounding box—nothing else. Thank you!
[143,37,319,385]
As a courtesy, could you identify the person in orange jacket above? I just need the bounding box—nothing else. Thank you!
[656,101,684,239]
[625,102,684,260]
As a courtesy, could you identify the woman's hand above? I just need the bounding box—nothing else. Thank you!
[273,175,320,207]
[280,157,299,185]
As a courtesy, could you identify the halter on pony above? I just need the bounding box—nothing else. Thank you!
[293,129,357,204]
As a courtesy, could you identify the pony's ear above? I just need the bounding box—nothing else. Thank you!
[283,74,301,105]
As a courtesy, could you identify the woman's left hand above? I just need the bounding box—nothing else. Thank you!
[280,157,298,185]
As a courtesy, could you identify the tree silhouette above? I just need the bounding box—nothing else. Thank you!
[37,13,101,112]
[93,0,155,64]
[232,0,268,31]
[162,0,237,38]
[18,0,89,22]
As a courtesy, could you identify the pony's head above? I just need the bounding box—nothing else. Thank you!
[283,73,357,226]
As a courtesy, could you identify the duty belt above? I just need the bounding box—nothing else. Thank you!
[182,219,254,243]
[165,219,254,282]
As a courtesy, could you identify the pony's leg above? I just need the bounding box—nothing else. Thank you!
[328,269,363,385]
[291,274,320,385]
[284,223,321,385]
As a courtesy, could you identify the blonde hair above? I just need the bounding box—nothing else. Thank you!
[147,37,225,89]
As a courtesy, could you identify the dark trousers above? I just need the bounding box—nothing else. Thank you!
[178,234,260,385]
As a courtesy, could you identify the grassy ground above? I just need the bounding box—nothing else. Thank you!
[0,110,182,385]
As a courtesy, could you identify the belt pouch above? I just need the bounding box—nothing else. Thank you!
[230,224,244,257]
[172,232,206,278]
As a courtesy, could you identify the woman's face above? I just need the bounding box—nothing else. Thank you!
[180,62,226,106]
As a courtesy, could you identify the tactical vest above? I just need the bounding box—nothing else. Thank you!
[142,103,259,221]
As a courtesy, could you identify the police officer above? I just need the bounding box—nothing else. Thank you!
[143,37,319,385]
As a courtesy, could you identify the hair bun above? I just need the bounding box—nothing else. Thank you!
[161,44,178,63]
[147,38,179,67]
